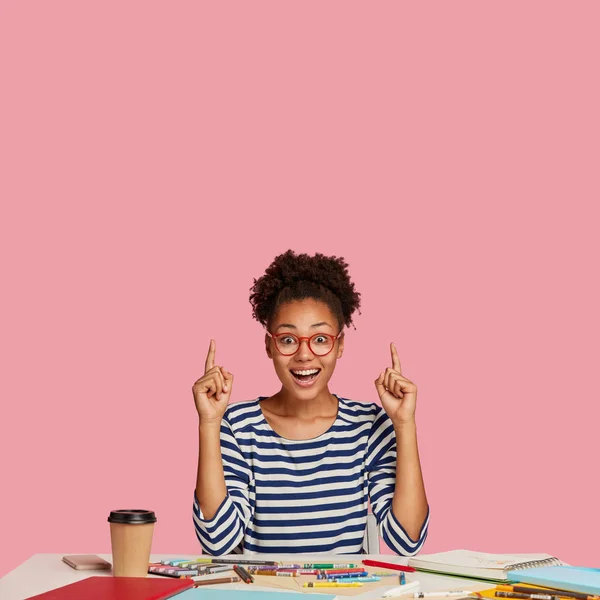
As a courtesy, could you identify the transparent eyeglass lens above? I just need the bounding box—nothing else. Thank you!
[276,334,334,355]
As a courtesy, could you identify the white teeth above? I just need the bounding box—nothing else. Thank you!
[291,369,320,375]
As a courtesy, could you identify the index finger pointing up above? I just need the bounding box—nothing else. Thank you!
[390,342,402,373]
[205,339,216,373]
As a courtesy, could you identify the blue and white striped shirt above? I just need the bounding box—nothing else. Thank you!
[193,394,429,555]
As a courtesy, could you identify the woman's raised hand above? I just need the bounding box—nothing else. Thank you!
[192,339,233,424]
[374,343,418,427]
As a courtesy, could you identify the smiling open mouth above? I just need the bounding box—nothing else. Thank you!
[290,369,321,386]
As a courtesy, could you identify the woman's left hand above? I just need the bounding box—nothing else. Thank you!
[374,343,417,426]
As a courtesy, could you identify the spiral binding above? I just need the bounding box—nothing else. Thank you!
[506,557,562,571]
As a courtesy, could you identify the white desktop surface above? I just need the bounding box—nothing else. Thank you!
[0,553,493,600]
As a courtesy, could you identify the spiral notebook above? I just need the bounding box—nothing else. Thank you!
[407,549,564,581]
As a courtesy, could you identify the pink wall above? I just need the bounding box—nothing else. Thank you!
[1,1,599,579]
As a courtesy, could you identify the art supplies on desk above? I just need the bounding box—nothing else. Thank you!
[407,550,564,581]
[505,566,600,596]
[239,561,407,596]
[144,557,430,598]
[24,575,194,600]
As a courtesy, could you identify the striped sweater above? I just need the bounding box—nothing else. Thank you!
[193,394,429,555]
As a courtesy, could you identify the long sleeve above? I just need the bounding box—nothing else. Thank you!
[192,415,254,555]
[365,407,429,556]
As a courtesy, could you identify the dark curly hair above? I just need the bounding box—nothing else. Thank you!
[249,249,362,333]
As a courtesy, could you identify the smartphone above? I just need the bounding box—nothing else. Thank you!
[62,554,112,570]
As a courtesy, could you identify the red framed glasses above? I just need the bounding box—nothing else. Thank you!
[266,330,344,356]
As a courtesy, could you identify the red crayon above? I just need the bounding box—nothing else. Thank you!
[362,560,416,573]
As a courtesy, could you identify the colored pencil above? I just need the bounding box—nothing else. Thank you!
[212,558,279,566]
[322,567,367,575]
[304,563,357,569]
[362,559,416,573]
[304,581,363,588]
[194,576,241,586]
[233,564,254,584]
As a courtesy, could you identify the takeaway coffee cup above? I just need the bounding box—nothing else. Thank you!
[108,509,157,577]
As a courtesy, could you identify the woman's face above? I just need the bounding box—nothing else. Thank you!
[265,298,344,399]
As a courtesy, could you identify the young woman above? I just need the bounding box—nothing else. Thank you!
[192,250,429,555]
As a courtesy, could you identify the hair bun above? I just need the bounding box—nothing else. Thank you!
[249,249,361,330]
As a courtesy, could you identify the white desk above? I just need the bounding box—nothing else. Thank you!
[0,553,493,600]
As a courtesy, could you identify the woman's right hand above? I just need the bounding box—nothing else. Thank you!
[192,339,233,424]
